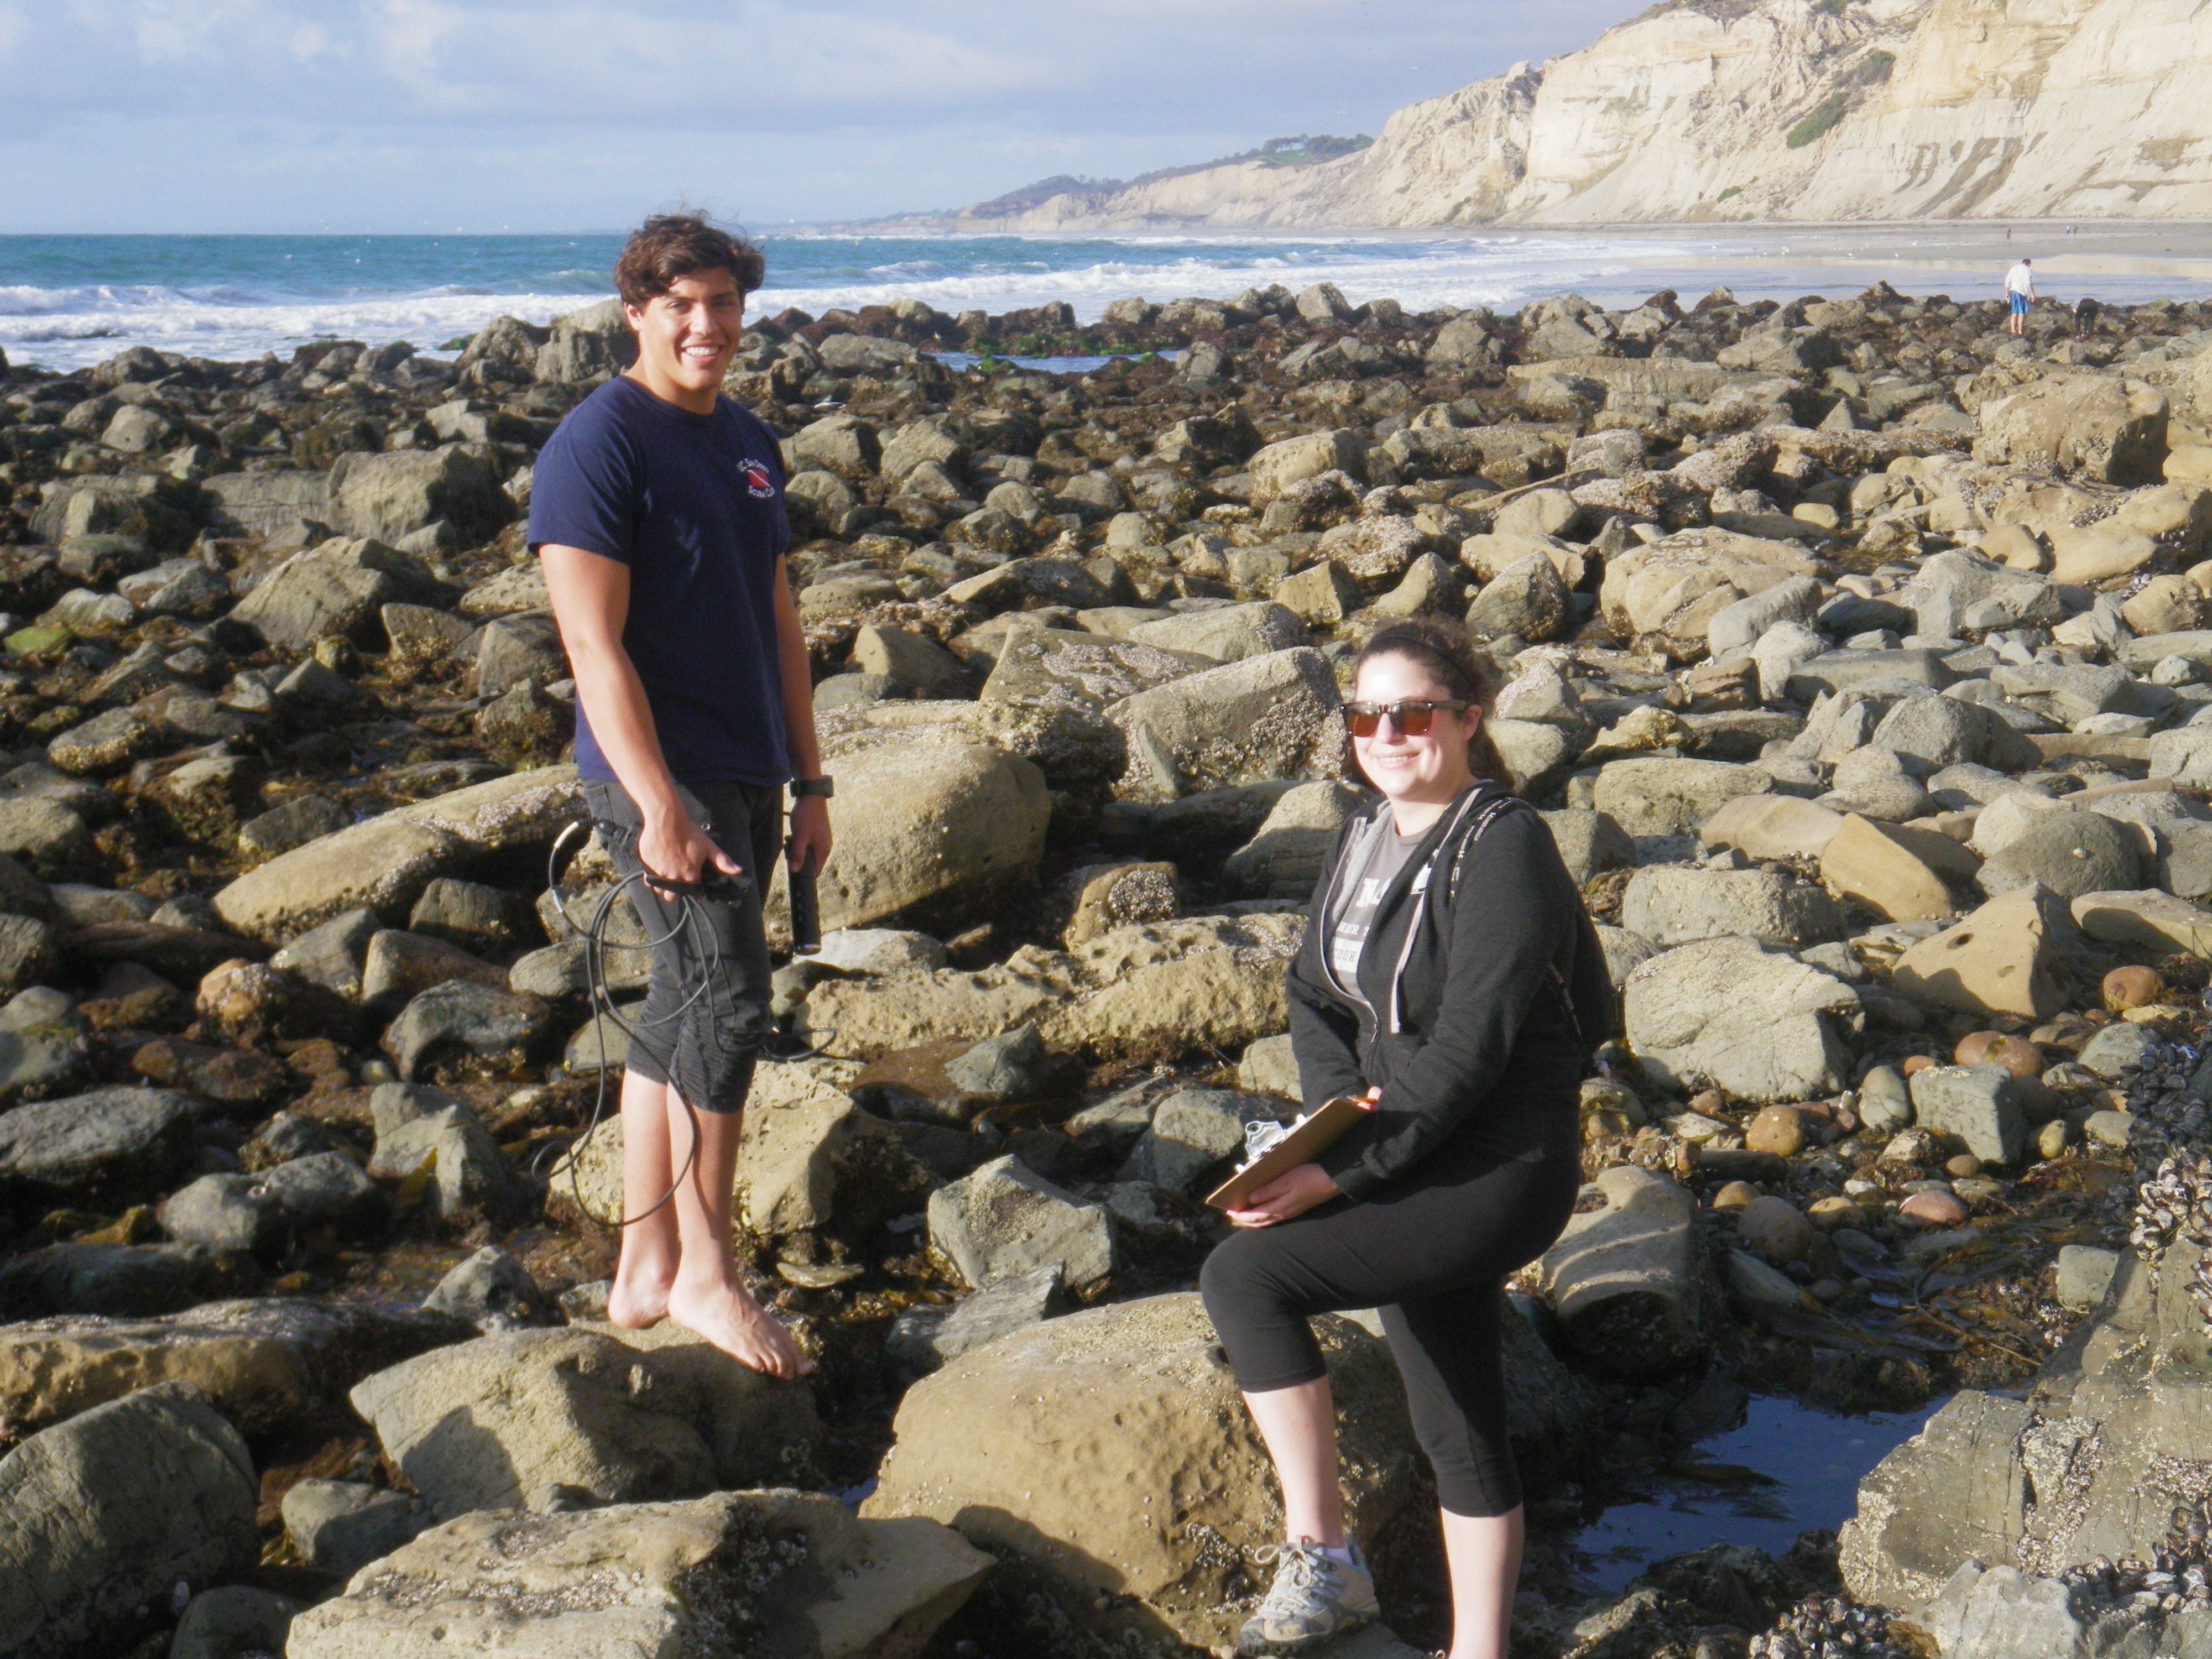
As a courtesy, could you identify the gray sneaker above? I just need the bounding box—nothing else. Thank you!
[1237,1540,1380,1654]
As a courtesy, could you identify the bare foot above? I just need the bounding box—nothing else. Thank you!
[606,1267,673,1329]
[667,1276,813,1379]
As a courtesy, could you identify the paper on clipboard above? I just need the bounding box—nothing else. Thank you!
[1204,1095,1375,1212]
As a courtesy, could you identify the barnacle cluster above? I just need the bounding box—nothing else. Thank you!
[1746,1593,1907,1659]
[2128,1151,2212,1324]
[2058,1526,2212,1620]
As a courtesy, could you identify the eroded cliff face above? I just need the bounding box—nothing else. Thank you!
[952,0,2212,229]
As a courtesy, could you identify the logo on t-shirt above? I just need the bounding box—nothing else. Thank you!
[739,458,777,499]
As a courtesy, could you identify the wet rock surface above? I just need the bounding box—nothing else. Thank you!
[285,1489,993,1659]
[6,285,2212,1653]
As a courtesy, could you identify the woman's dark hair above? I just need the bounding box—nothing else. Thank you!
[614,213,766,309]
[1352,615,1516,791]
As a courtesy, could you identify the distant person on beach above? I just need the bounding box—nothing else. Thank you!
[2006,257,2036,335]
[2076,295,2100,337]
[531,213,833,1378]
[1200,617,1614,1659]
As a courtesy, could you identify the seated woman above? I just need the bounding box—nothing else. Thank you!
[1200,615,1612,1659]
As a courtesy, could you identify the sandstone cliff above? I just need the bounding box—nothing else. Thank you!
[948,0,2212,229]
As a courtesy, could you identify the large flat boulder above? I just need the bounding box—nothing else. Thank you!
[1890,885,2073,1020]
[0,1381,258,1659]
[927,1154,1114,1291]
[1619,866,1840,950]
[1126,601,1307,662]
[330,445,512,544]
[349,1325,821,1520]
[1593,757,1770,838]
[1248,429,1367,500]
[1624,937,1860,1102]
[213,765,578,943]
[1819,813,1972,922]
[1047,912,1305,1057]
[0,1297,469,1437]
[202,469,333,539]
[863,1293,1425,1649]
[0,1240,259,1320]
[804,913,1306,1063]
[979,626,1209,711]
[0,1084,199,1198]
[800,965,1058,1059]
[396,764,583,852]
[1598,528,1819,651]
[1971,372,2169,486]
[1699,792,1845,861]
[795,741,1049,934]
[286,1491,989,1659]
[2071,887,2212,960]
[231,536,445,655]
[1785,648,1955,700]
[1106,646,1343,802]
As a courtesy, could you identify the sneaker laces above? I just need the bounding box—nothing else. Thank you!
[1250,1541,1329,1614]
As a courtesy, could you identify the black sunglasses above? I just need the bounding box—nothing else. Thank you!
[1343,699,1469,737]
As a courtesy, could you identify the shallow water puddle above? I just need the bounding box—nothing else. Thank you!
[1567,1393,1947,1593]
[930,348,1185,373]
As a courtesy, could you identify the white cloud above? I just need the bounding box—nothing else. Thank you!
[132,0,275,64]
[0,0,1653,229]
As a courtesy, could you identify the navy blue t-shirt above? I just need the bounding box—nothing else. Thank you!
[528,375,791,786]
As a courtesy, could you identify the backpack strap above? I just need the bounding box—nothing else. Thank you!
[1444,794,1527,904]
[1439,792,1617,1067]
[1385,790,1510,1035]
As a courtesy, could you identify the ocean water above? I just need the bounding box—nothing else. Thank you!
[2,230,2207,373]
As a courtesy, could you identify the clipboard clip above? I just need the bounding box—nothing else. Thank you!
[1241,1117,1293,1166]
[1206,1094,1377,1212]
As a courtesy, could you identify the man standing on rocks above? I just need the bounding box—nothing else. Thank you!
[532,213,832,1378]
[2005,255,2037,336]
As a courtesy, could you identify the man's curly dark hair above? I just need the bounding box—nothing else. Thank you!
[614,213,765,308]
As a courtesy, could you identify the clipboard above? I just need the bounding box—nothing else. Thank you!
[1204,1095,1375,1212]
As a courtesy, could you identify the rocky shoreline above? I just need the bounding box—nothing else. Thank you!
[3,278,2212,1656]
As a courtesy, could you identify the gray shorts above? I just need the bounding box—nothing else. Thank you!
[581,776,781,1113]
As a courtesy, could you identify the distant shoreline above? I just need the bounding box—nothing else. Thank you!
[823,216,2212,241]
[5,221,2209,373]
[788,218,2212,300]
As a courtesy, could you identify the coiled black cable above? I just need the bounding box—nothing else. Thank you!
[542,816,747,1228]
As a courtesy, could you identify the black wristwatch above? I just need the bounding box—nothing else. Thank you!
[790,777,834,800]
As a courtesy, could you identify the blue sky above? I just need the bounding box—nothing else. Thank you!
[0,1,1650,233]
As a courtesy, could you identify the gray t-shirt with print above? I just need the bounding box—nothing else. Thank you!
[1326,818,1426,1009]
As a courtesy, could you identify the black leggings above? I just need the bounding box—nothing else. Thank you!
[1199,1142,1580,1517]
